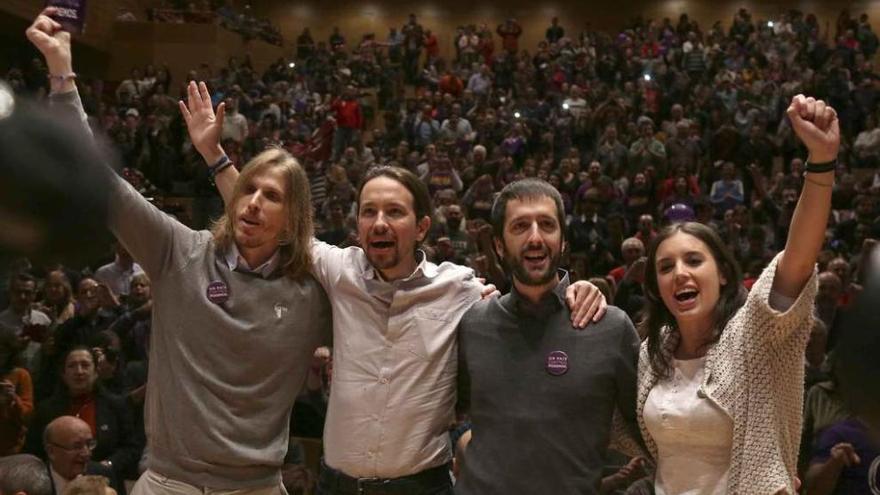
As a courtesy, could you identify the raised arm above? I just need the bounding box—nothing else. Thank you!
[773,95,839,299]
[179,81,239,204]
[25,8,75,96]
[27,9,198,277]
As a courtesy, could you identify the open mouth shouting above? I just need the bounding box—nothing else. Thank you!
[368,239,397,253]
[673,287,699,310]
[522,249,550,270]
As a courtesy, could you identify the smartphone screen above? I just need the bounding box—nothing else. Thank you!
[45,0,87,35]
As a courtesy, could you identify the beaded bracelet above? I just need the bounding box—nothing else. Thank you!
[48,72,77,82]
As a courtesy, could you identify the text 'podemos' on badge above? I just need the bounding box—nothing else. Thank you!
[546,350,569,376]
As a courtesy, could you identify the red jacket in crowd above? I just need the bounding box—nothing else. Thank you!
[331,98,363,130]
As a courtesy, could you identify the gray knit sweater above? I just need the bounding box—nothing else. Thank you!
[51,90,333,488]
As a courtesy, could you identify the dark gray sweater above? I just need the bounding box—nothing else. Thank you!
[456,274,640,495]
[51,90,332,488]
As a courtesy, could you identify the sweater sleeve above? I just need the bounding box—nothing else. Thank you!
[609,313,651,460]
[49,89,204,279]
[740,251,818,346]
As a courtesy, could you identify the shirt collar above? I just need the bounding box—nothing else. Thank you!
[504,269,570,315]
[225,243,282,278]
[361,249,438,281]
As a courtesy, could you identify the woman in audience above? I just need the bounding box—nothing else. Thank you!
[637,95,839,494]
[38,268,76,325]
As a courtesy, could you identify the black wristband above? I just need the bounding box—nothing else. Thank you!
[804,159,836,174]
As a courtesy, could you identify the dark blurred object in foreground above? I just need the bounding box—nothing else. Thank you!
[834,244,880,429]
[0,82,112,265]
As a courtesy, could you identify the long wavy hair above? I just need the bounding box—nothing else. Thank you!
[211,147,314,280]
[640,221,747,378]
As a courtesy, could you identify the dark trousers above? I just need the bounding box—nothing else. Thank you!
[316,461,453,495]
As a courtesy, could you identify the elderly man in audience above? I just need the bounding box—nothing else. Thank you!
[41,416,117,495]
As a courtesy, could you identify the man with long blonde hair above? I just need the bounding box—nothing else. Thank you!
[27,10,331,495]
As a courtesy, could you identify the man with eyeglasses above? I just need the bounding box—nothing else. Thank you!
[43,416,115,495]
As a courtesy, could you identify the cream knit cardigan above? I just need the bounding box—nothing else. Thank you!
[636,252,818,494]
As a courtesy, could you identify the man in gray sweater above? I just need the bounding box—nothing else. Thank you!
[27,9,331,495]
[456,179,644,494]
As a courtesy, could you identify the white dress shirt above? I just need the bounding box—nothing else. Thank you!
[311,241,483,478]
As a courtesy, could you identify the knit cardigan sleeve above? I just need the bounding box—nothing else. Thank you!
[734,250,818,348]
[709,251,818,494]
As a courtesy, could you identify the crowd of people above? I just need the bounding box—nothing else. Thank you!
[1,5,880,495]
[130,1,284,46]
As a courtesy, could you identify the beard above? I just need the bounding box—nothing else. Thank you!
[503,246,562,287]
[365,245,402,273]
[446,218,462,231]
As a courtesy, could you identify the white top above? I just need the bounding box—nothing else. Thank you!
[310,241,484,478]
[644,356,733,495]
[94,257,143,296]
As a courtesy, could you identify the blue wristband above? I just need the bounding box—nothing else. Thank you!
[208,155,233,184]
[208,155,230,171]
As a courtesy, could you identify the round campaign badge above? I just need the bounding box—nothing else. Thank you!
[206,281,229,304]
[546,350,569,376]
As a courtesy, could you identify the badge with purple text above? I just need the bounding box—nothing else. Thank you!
[545,350,569,376]
[206,281,229,305]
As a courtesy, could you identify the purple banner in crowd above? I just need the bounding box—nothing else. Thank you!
[46,0,87,35]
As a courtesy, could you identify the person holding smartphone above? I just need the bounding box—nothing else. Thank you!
[0,330,34,455]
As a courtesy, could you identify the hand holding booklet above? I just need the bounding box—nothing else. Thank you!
[46,0,87,35]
